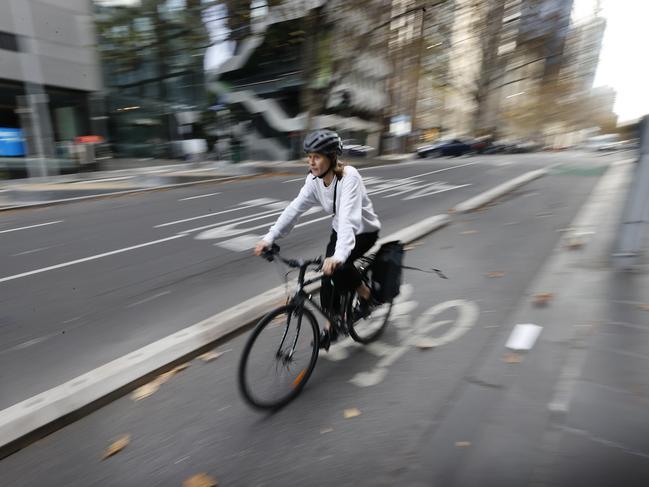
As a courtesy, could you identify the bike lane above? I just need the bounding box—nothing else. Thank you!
[0,163,605,486]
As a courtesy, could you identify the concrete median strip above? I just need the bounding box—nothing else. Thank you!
[452,168,548,213]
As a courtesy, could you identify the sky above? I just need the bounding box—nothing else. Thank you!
[574,0,649,122]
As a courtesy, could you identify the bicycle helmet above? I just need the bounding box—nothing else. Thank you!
[303,129,343,155]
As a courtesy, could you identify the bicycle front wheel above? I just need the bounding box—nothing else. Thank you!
[346,293,393,344]
[238,305,319,410]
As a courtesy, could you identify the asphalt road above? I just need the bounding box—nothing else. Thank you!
[0,153,575,409]
[0,152,616,485]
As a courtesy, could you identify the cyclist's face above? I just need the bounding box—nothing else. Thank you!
[307,152,331,177]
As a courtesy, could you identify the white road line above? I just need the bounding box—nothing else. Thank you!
[126,290,172,308]
[402,184,471,200]
[0,235,186,285]
[215,234,262,252]
[11,246,54,257]
[178,192,221,201]
[155,198,275,228]
[0,220,63,235]
[283,177,305,183]
[184,208,283,235]
[201,212,328,241]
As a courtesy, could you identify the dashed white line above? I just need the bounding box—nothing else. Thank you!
[11,246,53,257]
[184,208,283,236]
[155,198,275,228]
[178,192,221,201]
[126,290,172,308]
[0,235,186,284]
[0,220,63,234]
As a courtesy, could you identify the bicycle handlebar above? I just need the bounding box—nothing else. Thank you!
[261,243,323,271]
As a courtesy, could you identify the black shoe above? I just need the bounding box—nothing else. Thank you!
[319,328,336,351]
[353,296,376,321]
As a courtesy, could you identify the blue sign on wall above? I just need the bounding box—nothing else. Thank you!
[0,128,26,156]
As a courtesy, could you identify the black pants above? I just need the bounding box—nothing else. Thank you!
[320,230,379,313]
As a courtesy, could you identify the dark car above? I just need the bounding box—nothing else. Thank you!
[417,139,473,158]
[342,139,374,157]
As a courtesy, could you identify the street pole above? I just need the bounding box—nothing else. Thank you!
[613,115,649,270]
[9,0,58,178]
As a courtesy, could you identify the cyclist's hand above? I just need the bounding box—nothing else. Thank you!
[322,257,341,276]
[254,240,270,257]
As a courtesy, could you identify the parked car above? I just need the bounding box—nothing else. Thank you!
[342,139,374,157]
[417,139,473,158]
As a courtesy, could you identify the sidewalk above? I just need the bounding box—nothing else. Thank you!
[407,159,649,486]
[0,154,414,209]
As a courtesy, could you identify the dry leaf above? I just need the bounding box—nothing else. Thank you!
[565,237,584,250]
[183,473,218,487]
[156,370,176,384]
[403,245,416,251]
[487,271,505,278]
[461,230,478,235]
[320,427,334,434]
[415,338,435,350]
[131,381,160,401]
[503,352,522,364]
[455,441,472,447]
[344,408,361,419]
[533,292,554,307]
[172,363,191,374]
[198,351,222,362]
[638,304,649,311]
[102,434,130,460]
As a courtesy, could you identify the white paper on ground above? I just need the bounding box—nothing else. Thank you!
[506,323,543,351]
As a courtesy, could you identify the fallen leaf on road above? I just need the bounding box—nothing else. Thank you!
[172,363,191,374]
[183,473,218,487]
[320,427,334,434]
[415,338,436,350]
[638,304,649,311]
[131,381,160,401]
[102,434,130,460]
[455,441,472,448]
[503,352,522,364]
[156,370,176,384]
[461,230,478,235]
[533,292,554,307]
[564,237,585,250]
[198,351,222,362]
[344,408,361,419]
[403,245,416,251]
[487,271,505,278]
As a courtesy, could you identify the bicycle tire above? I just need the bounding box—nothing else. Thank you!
[238,305,319,410]
[346,292,393,344]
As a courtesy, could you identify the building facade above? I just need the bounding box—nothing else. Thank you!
[1,0,102,170]
[207,0,391,160]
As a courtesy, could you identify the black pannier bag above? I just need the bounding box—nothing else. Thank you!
[370,241,404,303]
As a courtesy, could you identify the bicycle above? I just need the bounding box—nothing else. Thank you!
[238,244,394,410]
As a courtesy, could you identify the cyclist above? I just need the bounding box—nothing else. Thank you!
[254,129,381,349]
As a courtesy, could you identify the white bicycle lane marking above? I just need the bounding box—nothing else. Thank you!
[322,284,479,388]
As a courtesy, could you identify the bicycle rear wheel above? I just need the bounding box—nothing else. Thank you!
[238,305,319,410]
[346,292,393,344]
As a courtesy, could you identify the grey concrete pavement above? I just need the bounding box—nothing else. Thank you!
[0,153,621,485]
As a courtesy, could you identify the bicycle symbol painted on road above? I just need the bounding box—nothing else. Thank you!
[322,284,479,388]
